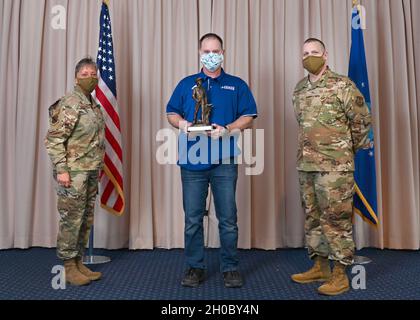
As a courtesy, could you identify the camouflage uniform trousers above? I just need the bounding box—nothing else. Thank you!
[298,171,355,266]
[54,170,99,261]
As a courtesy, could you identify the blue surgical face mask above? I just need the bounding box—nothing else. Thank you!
[200,52,224,72]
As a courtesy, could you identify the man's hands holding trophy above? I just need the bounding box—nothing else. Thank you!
[181,121,230,139]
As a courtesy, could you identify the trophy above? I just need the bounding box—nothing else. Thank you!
[188,77,213,132]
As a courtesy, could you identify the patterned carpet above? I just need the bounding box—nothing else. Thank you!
[0,247,419,300]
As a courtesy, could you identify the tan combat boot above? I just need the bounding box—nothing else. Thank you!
[64,258,91,286]
[291,256,331,284]
[317,261,350,296]
[76,257,102,281]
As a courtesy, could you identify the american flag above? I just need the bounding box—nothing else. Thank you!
[94,1,125,215]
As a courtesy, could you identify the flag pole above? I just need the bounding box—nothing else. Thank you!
[83,0,113,265]
[83,200,111,265]
[350,0,372,265]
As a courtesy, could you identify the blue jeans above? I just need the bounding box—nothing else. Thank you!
[181,163,238,273]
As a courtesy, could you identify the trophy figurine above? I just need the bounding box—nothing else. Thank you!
[189,78,213,132]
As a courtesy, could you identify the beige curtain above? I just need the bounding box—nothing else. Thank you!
[0,0,419,250]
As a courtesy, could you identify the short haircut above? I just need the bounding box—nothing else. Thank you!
[199,33,224,49]
[75,57,97,77]
[303,38,326,52]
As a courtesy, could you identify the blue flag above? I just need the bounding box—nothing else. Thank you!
[348,6,378,225]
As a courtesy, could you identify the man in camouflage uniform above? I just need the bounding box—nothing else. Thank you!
[291,38,371,296]
[45,57,106,286]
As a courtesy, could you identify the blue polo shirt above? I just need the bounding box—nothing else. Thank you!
[166,69,258,171]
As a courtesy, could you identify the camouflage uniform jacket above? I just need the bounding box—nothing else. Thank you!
[292,67,372,172]
[45,85,106,173]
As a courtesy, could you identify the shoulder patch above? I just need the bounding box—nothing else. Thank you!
[356,95,365,106]
[48,99,62,124]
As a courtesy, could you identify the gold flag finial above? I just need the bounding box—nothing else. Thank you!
[103,0,110,7]
[352,0,358,7]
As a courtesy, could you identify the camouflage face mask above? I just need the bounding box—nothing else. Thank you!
[77,77,98,93]
[303,55,325,75]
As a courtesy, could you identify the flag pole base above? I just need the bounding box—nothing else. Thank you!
[353,255,372,264]
[82,255,111,265]
[83,225,110,264]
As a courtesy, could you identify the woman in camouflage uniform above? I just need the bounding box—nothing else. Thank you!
[45,57,106,286]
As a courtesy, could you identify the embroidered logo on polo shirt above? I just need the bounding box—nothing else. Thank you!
[221,85,235,91]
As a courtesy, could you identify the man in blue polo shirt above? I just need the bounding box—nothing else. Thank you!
[166,33,258,288]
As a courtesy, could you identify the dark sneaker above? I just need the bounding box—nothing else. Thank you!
[181,268,205,287]
[223,271,243,288]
